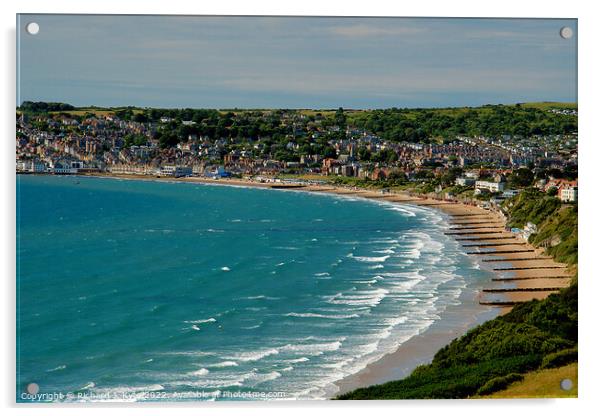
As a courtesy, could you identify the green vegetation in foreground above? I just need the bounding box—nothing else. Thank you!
[336,284,577,399]
[502,188,578,266]
[485,363,577,398]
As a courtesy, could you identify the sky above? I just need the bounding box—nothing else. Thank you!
[17,15,577,109]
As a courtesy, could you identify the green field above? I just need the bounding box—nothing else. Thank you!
[485,363,577,398]
[519,102,578,110]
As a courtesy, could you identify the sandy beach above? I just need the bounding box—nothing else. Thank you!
[80,172,573,396]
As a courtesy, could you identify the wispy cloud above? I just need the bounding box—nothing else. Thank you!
[327,23,426,38]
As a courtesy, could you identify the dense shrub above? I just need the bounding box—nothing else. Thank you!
[431,321,572,369]
[504,283,578,342]
[350,105,577,142]
[476,373,524,396]
[504,189,561,229]
[338,356,540,400]
[19,101,75,113]
[540,347,578,370]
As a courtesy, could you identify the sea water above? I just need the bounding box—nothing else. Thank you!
[16,175,493,401]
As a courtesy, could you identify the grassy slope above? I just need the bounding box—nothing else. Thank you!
[484,363,577,398]
[531,205,578,266]
[502,189,578,267]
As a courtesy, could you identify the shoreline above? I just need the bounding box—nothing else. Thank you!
[48,172,572,398]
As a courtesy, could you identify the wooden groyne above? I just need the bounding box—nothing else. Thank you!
[465,249,534,255]
[449,226,505,230]
[482,287,563,293]
[462,242,527,247]
[305,187,336,192]
[492,275,571,281]
[448,213,487,217]
[270,184,306,189]
[492,266,566,271]
[450,221,499,226]
[382,195,413,200]
[479,300,526,306]
[412,202,455,206]
[456,236,517,241]
[362,194,388,199]
[451,223,499,227]
[483,257,552,263]
[333,190,363,195]
[445,231,504,235]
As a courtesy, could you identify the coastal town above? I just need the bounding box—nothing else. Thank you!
[12,8,587,405]
[16,102,578,210]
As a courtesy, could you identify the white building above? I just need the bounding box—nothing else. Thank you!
[560,186,577,202]
[475,180,505,193]
[455,177,476,186]
[51,162,77,174]
[205,165,231,178]
[160,165,193,178]
[20,160,47,173]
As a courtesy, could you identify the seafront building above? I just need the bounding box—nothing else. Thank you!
[475,180,506,193]
[159,165,193,178]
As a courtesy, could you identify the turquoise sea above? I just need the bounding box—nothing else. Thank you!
[17,175,494,401]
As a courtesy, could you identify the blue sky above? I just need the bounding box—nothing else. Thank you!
[17,15,577,109]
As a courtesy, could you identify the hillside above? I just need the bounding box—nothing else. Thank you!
[502,188,578,267]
